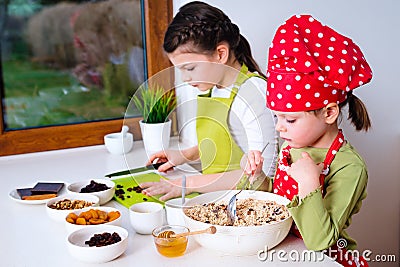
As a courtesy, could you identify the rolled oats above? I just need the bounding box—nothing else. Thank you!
[184,198,290,226]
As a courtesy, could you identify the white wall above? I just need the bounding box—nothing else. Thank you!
[173,1,399,265]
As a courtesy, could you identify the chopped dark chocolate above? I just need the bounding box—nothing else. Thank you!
[30,182,64,195]
[16,188,33,198]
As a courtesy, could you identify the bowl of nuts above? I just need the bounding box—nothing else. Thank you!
[67,179,116,205]
[66,225,128,263]
[46,193,100,222]
[65,207,122,234]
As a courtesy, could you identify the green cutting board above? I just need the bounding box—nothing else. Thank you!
[112,173,198,208]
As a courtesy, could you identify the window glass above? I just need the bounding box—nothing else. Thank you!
[1,0,144,130]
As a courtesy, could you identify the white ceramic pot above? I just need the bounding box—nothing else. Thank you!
[104,132,133,155]
[183,190,293,256]
[139,119,171,154]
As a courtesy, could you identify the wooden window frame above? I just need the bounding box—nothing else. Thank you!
[0,0,173,156]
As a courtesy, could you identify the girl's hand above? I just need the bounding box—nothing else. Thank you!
[287,152,323,198]
[146,150,188,173]
[240,150,264,183]
[140,179,182,201]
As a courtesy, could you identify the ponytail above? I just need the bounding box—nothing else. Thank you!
[235,34,266,79]
[340,92,371,131]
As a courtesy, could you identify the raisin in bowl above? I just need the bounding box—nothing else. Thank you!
[67,179,115,205]
[66,225,128,263]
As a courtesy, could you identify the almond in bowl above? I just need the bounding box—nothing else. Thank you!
[65,207,122,234]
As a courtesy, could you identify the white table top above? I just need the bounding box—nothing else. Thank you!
[0,138,340,267]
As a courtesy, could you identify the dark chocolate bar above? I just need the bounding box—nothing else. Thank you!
[16,188,33,198]
[30,182,64,195]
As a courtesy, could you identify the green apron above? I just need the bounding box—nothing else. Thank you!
[196,64,264,174]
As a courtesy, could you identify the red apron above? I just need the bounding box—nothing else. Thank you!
[273,130,368,267]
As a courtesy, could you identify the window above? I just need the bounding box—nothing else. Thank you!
[0,0,172,156]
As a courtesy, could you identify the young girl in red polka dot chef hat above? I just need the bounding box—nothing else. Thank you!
[246,14,373,266]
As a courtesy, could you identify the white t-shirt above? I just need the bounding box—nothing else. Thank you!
[209,76,278,177]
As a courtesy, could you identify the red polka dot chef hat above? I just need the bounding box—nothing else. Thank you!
[266,14,372,112]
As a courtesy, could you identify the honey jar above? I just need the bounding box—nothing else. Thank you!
[152,225,189,257]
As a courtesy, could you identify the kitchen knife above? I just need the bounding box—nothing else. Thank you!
[105,162,164,178]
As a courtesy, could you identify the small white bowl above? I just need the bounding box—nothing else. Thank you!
[65,206,122,234]
[67,179,116,205]
[104,132,133,154]
[46,193,100,222]
[66,225,128,263]
[129,202,165,235]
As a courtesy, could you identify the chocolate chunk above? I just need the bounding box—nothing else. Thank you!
[30,182,64,195]
[16,188,33,198]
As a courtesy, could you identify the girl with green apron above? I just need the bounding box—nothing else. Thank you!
[197,64,265,174]
[140,2,278,201]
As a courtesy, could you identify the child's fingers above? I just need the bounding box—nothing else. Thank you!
[317,162,325,172]
[251,157,264,181]
[244,164,251,175]
[159,191,177,202]
[139,181,156,189]
[240,154,252,174]
[247,152,257,172]
[254,151,262,165]
[146,152,166,165]
[157,161,175,173]
[142,183,168,196]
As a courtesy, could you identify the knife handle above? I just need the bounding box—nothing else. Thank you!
[151,162,164,170]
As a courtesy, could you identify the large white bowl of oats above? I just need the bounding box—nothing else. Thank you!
[183,190,292,256]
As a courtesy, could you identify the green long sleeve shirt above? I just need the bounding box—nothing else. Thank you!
[258,142,368,251]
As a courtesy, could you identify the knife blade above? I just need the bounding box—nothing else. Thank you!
[105,162,164,178]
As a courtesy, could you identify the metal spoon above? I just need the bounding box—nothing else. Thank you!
[181,175,186,206]
[226,177,249,226]
[226,142,269,225]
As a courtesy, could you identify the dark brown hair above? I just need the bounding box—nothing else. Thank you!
[163,1,265,78]
[340,92,371,131]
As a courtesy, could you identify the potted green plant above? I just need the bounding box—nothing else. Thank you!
[131,84,177,152]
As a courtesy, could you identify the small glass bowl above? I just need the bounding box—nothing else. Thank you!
[152,225,189,257]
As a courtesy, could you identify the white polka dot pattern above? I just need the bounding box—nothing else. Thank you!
[266,14,373,112]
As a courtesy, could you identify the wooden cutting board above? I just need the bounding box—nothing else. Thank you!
[112,173,198,208]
